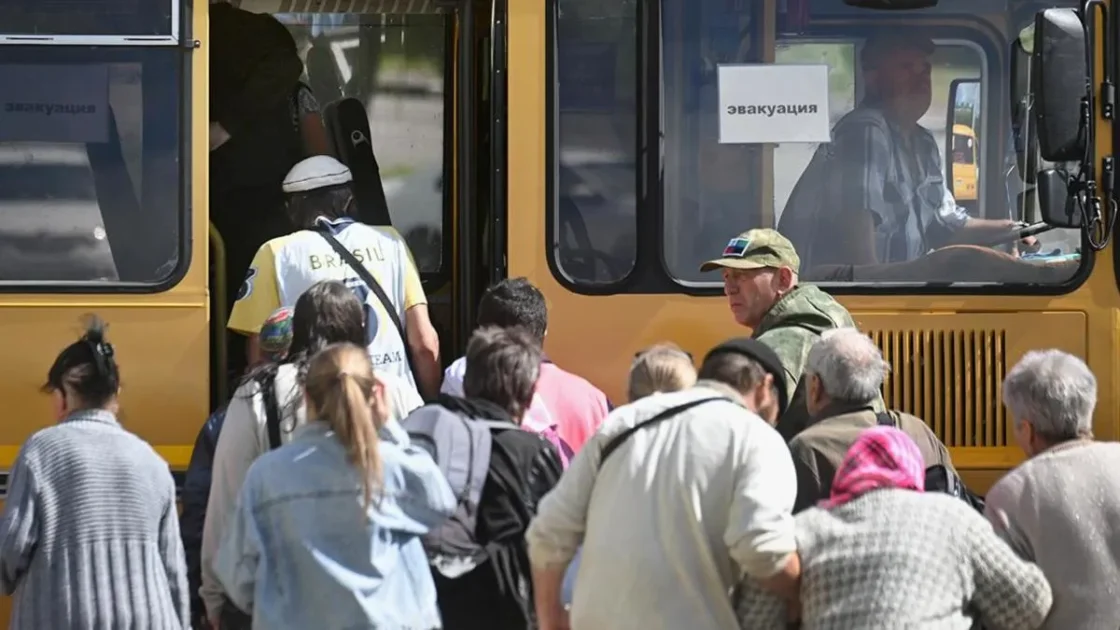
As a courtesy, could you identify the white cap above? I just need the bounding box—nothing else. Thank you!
[282,155,353,194]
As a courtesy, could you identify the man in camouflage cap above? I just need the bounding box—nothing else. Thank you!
[701,228,883,441]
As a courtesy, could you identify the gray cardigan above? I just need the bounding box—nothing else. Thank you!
[0,409,189,629]
[986,440,1120,629]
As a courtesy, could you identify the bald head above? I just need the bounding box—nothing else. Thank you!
[806,328,890,408]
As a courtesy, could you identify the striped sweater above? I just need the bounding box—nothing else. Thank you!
[0,409,189,629]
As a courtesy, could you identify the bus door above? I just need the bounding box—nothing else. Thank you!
[215,0,504,388]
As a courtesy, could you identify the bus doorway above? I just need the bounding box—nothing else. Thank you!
[208,0,504,407]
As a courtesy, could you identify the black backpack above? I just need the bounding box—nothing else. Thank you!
[875,412,985,513]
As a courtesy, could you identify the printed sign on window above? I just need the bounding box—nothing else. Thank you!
[717,64,831,144]
[0,64,110,144]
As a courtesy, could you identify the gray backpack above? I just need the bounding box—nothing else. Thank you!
[403,401,502,578]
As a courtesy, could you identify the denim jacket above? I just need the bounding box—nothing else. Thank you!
[213,421,455,629]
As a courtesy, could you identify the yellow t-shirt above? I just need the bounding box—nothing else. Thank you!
[228,218,426,387]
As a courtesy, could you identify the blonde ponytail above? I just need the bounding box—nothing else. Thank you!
[305,342,384,515]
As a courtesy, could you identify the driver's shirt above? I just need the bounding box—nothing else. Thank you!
[779,105,973,267]
[228,216,425,389]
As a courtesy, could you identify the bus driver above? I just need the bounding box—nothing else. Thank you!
[778,33,1036,271]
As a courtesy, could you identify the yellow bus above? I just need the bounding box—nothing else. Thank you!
[951,123,979,202]
[0,0,1109,618]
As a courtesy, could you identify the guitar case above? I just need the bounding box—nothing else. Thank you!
[322,97,392,227]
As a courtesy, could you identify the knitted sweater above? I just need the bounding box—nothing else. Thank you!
[0,409,189,629]
[736,489,1053,629]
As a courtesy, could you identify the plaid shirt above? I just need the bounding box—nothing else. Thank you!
[735,489,1053,629]
[780,105,972,267]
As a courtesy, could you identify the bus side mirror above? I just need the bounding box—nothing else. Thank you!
[945,79,980,209]
[1037,169,1080,228]
[1032,8,1087,162]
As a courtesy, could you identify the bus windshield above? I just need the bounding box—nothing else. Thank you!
[552,0,1086,290]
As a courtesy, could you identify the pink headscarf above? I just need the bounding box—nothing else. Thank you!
[822,426,925,509]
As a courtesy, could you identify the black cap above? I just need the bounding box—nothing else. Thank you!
[703,338,789,417]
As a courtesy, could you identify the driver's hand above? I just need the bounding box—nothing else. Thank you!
[1019,234,1041,255]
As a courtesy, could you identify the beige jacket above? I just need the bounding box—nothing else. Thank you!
[788,406,953,513]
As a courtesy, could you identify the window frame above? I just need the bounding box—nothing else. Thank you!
[0,0,180,44]
[545,1,1093,297]
[0,4,192,294]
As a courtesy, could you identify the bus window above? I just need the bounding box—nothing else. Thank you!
[0,47,182,284]
[552,0,638,286]
[278,13,448,274]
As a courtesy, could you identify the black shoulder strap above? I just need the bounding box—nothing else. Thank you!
[875,411,897,427]
[314,226,417,381]
[263,376,282,451]
[599,398,723,468]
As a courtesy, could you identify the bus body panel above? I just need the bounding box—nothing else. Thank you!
[507,0,1120,495]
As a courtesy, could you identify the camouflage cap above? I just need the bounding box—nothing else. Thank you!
[699,229,801,274]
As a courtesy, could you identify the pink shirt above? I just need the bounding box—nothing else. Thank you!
[441,357,610,454]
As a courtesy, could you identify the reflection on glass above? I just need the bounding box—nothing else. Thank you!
[661,0,761,284]
[553,0,638,285]
[0,0,174,36]
[280,13,447,274]
[0,48,181,283]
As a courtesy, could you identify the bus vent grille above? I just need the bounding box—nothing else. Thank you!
[868,328,1008,447]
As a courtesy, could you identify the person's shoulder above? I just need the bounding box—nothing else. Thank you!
[986,460,1032,506]
[832,105,891,136]
[444,356,467,380]
[351,222,407,246]
[787,424,824,453]
[492,421,554,455]
[265,231,315,258]
[540,363,608,403]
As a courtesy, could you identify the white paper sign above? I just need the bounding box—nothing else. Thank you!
[0,65,110,144]
[718,64,832,144]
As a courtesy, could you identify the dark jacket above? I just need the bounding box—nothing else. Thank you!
[429,396,564,630]
[180,406,228,625]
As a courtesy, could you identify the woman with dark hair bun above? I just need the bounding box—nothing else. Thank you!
[0,316,189,629]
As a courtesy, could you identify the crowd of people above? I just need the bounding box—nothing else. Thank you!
[0,132,1116,629]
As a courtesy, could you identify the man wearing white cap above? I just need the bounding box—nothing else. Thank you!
[227,155,441,399]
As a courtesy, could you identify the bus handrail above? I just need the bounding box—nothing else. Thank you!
[209,221,228,406]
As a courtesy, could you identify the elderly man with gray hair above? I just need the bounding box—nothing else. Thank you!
[788,327,953,513]
[986,349,1120,628]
